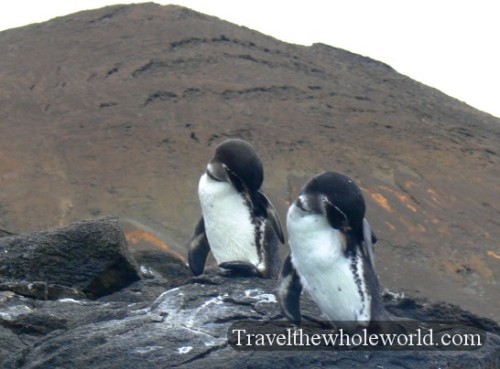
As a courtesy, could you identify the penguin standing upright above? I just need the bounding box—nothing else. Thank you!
[278,171,389,332]
[188,138,284,278]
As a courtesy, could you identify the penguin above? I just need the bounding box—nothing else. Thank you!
[278,171,390,333]
[188,138,284,278]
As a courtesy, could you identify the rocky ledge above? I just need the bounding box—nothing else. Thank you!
[1,218,498,369]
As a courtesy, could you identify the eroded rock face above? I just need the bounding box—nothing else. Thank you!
[0,220,498,369]
[0,217,141,299]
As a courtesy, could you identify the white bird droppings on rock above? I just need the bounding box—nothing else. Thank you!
[177,346,193,354]
[244,289,277,303]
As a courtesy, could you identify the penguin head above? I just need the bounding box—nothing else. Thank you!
[296,171,366,241]
[206,139,263,192]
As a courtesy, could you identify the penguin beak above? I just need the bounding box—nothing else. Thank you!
[295,196,308,212]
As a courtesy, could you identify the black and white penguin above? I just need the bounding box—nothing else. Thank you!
[278,171,389,332]
[188,138,284,278]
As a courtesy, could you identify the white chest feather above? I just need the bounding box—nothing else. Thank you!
[287,203,371,323]
[198,173,261,267]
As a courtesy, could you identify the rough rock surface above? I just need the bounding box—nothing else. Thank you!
[0,222,499,368]
[1,274,499,369]
[0,217,140,299]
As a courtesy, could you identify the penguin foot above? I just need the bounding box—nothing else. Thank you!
[218,261,263,278]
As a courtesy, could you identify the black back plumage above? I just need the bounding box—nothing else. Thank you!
[213,139,263,193]
[301,171,366,243]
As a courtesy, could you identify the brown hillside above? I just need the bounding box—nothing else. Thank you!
[0,3,498,320]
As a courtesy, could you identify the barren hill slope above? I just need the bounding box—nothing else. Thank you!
[0,3,498,320]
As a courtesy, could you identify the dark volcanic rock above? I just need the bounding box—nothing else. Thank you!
[0,219,497,368]
[0,217,140,299]
[1,274,498,369]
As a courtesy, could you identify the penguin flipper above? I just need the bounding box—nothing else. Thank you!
[256,191,285,244]
[188,217,210,276]
[278,254,303,324]
[222,167,284,243]
[362,218,376,269]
